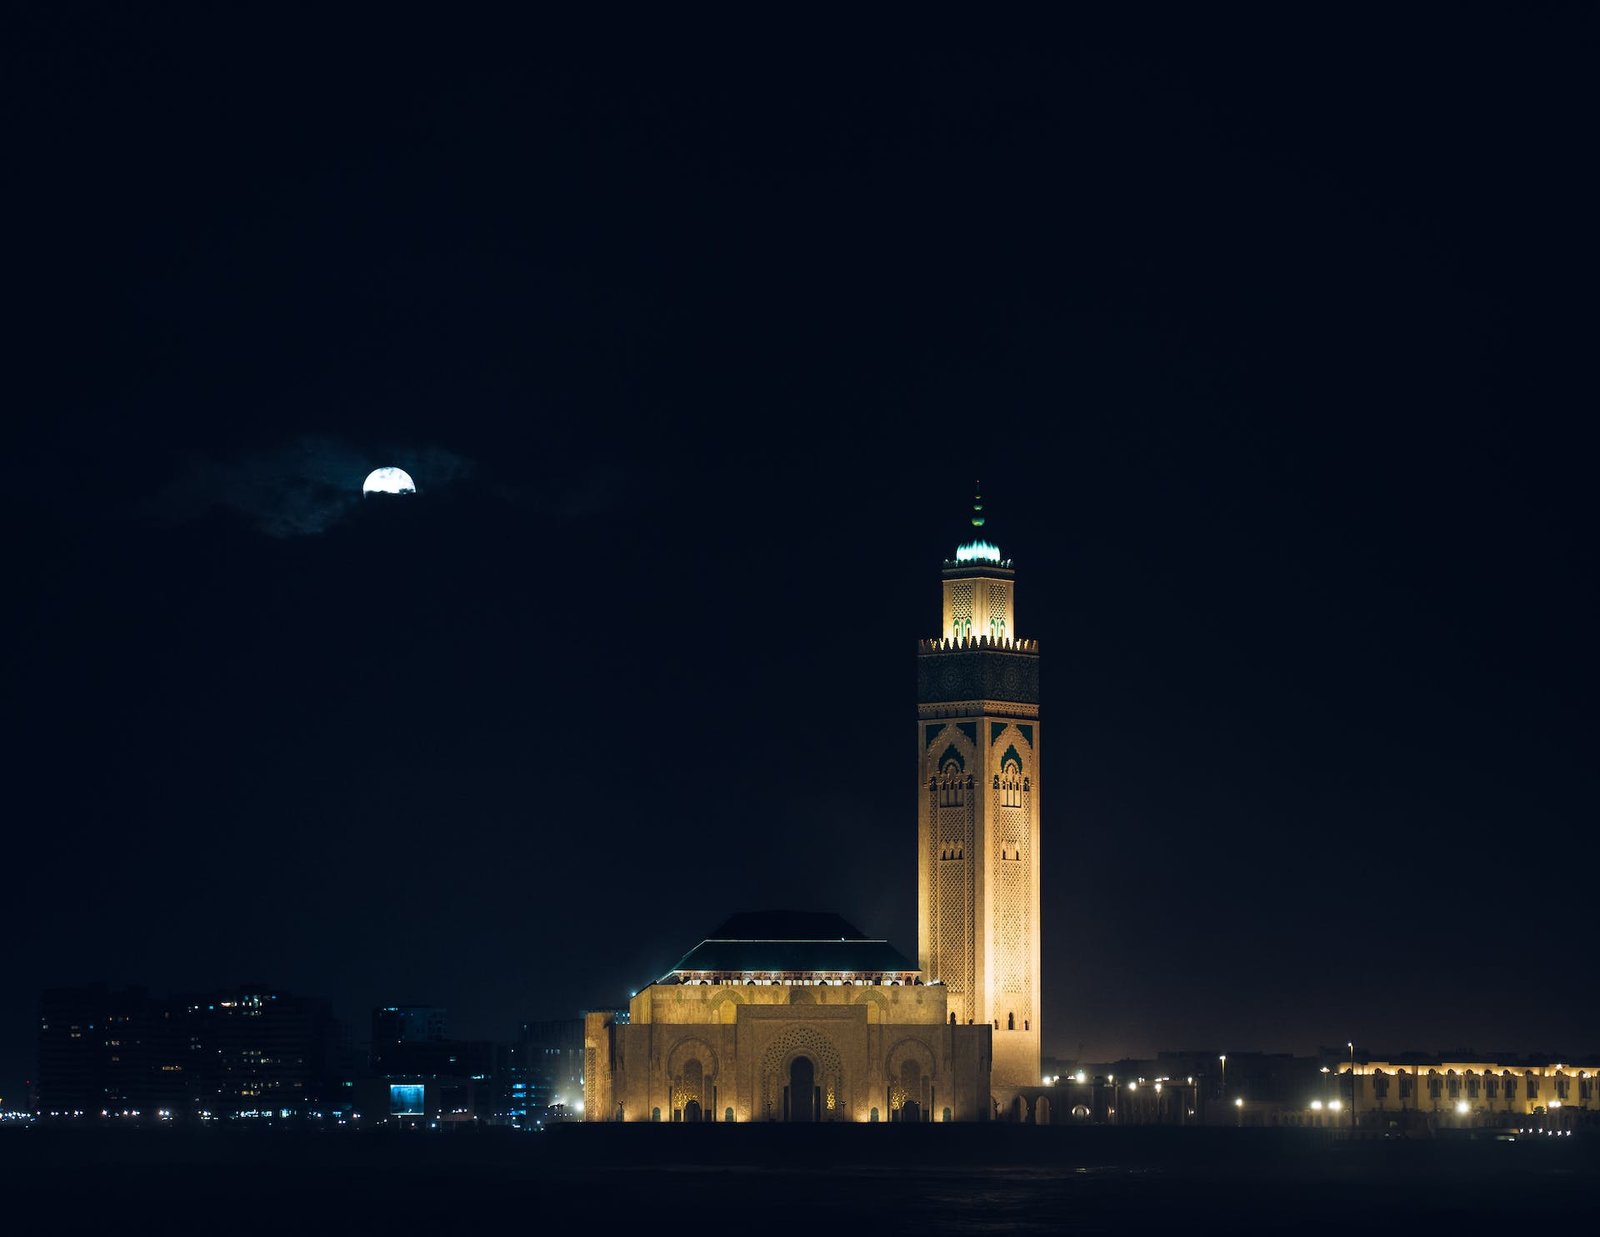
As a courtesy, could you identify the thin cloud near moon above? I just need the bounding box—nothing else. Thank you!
[146,437,471,536]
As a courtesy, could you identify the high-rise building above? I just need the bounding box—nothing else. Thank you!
[917,488,1042,1092]
[37,985,148,1118]
[517,1019,584,1113]
[38,984,336,1120]
[187,988,334,1117]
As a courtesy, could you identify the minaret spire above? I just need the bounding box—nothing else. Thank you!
[971,481,985,528]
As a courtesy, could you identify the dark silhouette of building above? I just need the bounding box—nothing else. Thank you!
[515,1017,585,1113]
[371,1006,447,1055]
[185,987,336,1118]
[365,1005,499,1125]
[37,984,336,1121]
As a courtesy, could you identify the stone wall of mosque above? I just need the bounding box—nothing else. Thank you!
[585,983,991,1123]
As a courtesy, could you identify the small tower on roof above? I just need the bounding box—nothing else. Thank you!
[941,482,1015,645]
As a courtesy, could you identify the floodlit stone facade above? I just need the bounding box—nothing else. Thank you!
[1334,1060,1599,1123]
[586,977,991,1123]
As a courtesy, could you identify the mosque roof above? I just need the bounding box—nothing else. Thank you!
[663,909,918,978]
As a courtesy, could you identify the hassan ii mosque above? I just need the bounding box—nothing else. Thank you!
[584,493,1042,1122]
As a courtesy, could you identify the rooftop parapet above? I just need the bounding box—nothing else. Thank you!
[918,635,1039,654]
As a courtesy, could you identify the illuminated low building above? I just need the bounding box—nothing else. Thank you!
[1332,1059,1599,1127]
[585,911,991,1122]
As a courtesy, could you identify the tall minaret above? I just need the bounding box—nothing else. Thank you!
[917,487,1041,1095]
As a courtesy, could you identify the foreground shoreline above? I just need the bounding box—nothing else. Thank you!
[2,1123,1594,1233]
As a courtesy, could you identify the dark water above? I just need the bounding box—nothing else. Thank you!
[3,1125,1593,1234]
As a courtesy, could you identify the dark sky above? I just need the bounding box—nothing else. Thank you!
[5,6,1597,1096]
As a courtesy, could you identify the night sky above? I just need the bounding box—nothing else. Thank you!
[5,7,1597,1098]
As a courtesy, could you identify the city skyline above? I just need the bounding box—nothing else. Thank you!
[6,8,1598,1106]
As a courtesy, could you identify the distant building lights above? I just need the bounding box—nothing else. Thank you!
[1311,1101,1323,1111]
[1328,1100,1342,1112]
[1456,1101,1470,1115]
[1234,1098,1244,1108]
[1075,1071,1087,1084]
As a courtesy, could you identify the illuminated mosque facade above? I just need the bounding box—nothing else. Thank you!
[584,496,1043,1121]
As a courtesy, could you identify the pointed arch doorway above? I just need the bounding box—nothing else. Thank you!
[784,1056,818,1122]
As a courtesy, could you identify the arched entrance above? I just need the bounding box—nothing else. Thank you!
[902,1100,922,1122]
[683,1099,702,1123]
[786,1056,818,1122]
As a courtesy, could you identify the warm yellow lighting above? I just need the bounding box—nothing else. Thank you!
[1128,1082,1137,1091]
[1311,1100,1323,1111]
[1549,1100,1562,1110]
[1455,1100,1469,1115]
[1328,1099,1342,1112]
[1075,1071,1087,1084]
[1234,1098,1244,1108]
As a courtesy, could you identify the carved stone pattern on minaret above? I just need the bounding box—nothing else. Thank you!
[923,720,977,1026]
[931,776,976,1025]
[949,581,974,627]
[994,796,1032,1023]
[985,580,1009,625]
[991,728,1033,1025]
[917,649,1040,706]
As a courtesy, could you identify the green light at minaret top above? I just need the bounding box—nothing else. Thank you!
[955,481,1001,563]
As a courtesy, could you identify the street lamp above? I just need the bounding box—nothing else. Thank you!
[1347,1042,1356,1131]
[1219,1054,1227,1106]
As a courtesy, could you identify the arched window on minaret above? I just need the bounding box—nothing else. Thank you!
[939,761,965,808]
[936,744,967,808]
[1001,761,1023,810]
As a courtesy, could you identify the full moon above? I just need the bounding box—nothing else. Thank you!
[362,467,416,495]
